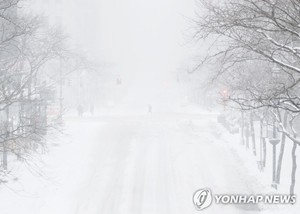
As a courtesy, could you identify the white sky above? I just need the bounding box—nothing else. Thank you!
[30,0,197,108]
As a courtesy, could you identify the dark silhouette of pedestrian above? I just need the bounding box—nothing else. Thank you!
[77,104,83,117]
[148,104,152,113]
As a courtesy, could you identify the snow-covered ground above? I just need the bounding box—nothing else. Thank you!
[0,112,298,213]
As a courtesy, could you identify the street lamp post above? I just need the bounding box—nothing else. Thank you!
[269,118,280,189]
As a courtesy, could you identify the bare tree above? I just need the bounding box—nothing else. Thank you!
[0,0,75,182]
[193,0,300,195]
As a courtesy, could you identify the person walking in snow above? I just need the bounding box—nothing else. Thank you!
[77,104,83,117]
[148,104,152,113]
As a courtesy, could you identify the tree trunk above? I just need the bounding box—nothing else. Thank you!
[3,141,7,170]
[250,112,256,156]
[276,111,288,184]
[260,118,267,169]
[3,107,9,170]
[290,141,297,196]
[263,138,267,168]
[241,111,245,145]
[245,118,250,149]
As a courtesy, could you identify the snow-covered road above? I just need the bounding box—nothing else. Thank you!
[60,113,265,214]
[0,113,285,213]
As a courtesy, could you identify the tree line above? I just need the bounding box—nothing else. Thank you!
[194,0,300,196]
[0,0,87,183]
